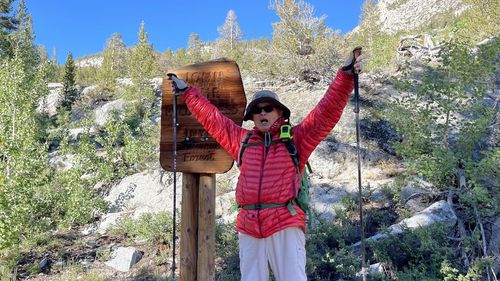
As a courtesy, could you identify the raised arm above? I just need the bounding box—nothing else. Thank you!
[181,87,246,160]
[293,48,363,166]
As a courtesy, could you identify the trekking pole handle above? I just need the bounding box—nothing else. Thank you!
[354,73,360,114]
[167,73,188,95]
[352,47,362,114]
[341,47,362,74]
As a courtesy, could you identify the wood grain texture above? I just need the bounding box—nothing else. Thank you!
[180,173,199,281]
[197,174,216,281]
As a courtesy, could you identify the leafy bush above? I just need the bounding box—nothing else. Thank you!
[369,224,452,280]
[71,103,158,185]
[51,169,107,227]
[364,207,398,235]
[110,212,174,244]
[215,223,240,280]
[382,37,498,279]
[0,56,53,249]
[306,215,359,280]
[440,258,494,281]
[386,39,498,188]
[215,216,362,281]
[75,65,100,87]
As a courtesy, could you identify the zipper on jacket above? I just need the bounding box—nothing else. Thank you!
[257,132,271,237]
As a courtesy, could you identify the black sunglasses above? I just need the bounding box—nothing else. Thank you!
[252,105,275,114]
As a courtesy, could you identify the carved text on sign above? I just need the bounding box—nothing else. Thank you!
[182,152,216,162]
[185,71,224,100]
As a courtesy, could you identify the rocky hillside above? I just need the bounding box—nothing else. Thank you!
[376,0,466,34]
[75,55,103,68]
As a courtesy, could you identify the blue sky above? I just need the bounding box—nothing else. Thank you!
[24,0,365,63]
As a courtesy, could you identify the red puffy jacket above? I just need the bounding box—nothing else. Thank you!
[183,69,353,238]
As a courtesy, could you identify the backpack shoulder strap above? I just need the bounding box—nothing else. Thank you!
[279,125,312,173]
[237,131,254,167]
[237,130,282,167]
[237,126,313,174]
[281,137,299,166]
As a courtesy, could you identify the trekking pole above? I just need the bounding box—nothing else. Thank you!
[352,47,367,281]
[172,91,178,280]
[167,74,180,281]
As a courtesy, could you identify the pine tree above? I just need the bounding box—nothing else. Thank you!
[217,10,242,52]
[172,48,189,68]
[46,46,61,82]
[159,48,175,74]
[0,0,17,57]
[352,0,392,71]
[271,0,323,56]
[187,32,204,63]
[270,0,337,80]
[51,47,57,65]
[0,0,16,30]
[98,32,127,93]
[127,21,158,93]
[11,0,38,67]
[188,32,202,50]
[60,52,77,111]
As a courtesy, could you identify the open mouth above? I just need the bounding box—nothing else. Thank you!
[260,118,269,125]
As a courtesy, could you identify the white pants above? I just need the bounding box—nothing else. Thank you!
[239,227,307,281]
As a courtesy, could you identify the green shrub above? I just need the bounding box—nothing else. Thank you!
[440,258,492,281]
[364,207,398,235]
[386,39,498,189]
[366,32,401,72]
[110,212,173,244]
[57,171,107,227]
[75,65,100,87]
[340,194,358,213]
[306,216,359,280]
[369,224,452,280]
[215,223,240,280]
[71,104,158,186]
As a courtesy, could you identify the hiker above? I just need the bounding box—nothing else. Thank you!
[167,48,362,281]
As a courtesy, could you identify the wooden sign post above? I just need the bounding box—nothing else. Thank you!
[160,59,246,281]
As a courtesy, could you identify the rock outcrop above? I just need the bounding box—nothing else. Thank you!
[377,0,466,34]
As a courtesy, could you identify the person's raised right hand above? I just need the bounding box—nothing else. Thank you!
[167,73,189,95]
[342,47,364,75]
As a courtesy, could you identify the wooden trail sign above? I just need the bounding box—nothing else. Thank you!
[160,59,246,280]
[160,59,247,174]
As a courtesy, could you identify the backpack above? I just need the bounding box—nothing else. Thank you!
[237,125,313,220]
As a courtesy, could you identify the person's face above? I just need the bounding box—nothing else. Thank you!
[251,102,282,132]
